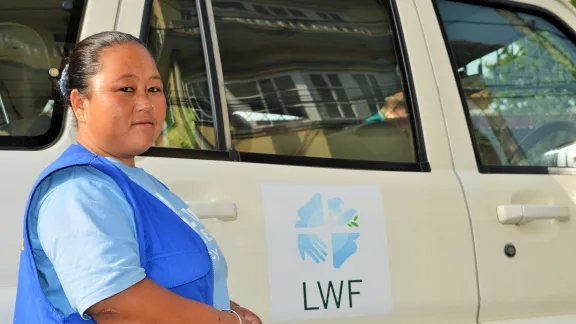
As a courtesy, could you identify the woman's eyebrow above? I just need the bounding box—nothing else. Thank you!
[113,74,162,82]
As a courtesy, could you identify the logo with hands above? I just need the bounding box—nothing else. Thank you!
[296,193,360,269]
[297,234,328,263]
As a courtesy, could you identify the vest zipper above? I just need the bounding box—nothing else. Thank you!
[212,256,216,308]
[203,241,216,307]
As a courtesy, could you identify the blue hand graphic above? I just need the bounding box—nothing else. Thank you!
[328,197,357,227]
[297,234,328,263]
[332,233,360,268]
[296,193,324,228]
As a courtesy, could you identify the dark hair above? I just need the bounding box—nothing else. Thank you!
[59,31,151,107]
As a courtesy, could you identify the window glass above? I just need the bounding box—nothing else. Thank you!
[146,0,215,150]
[438,1,576,168]
[0,0,83,147]
[214,0,418,163]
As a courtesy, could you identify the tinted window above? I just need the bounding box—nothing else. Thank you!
[0,0,83,148]
[214,0,418,163]
[438,1,576,168]
[146,0,214,150]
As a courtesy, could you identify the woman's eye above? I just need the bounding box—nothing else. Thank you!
[149,87,163,93]
[119,87,135,92]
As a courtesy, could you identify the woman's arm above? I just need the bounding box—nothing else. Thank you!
[87,278,246,324]
[36,172,245,324]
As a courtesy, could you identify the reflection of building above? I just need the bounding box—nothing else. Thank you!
[211,0,390,36]
[222,71,398,125]
[150,0,416,162]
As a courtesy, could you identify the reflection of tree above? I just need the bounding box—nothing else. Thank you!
[487,11,576,115]
[499,10,576,74]
[149,0,217,150]
[463,11,576,164]
[166,65,198,149]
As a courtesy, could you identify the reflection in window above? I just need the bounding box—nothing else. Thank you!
[227,75,306,126]
[438,0,576,168]
[147,0,215,149]
[0,0,83,146]
[214,0,417,163]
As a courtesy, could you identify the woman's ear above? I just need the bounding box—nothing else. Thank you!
[70,89,87,123]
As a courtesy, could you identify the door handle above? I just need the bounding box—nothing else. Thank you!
[185,201,237,221]
[497,205,570,225]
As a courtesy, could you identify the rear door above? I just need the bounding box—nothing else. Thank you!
[421,0,576,322]
[118,0,479,323]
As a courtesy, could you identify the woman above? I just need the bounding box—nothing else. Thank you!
[13,31,261,324]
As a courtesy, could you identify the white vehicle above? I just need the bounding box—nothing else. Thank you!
[2,0,576,323]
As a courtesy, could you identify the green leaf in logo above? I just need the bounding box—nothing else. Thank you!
[346,215,360,228]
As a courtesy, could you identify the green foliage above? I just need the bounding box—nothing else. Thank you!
[347,215,359,228]
[467,26,576,165]
[478,31,575,117]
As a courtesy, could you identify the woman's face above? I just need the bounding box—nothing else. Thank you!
[73,42,166,159]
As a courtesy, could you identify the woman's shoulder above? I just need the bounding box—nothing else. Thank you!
[33,165,125,206]
[28,165,135,240]
[45,164,116,187]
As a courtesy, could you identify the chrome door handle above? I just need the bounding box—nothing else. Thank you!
[497,205,570,225]
[185,201,237,221]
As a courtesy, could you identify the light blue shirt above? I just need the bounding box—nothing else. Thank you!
[28,157,230,318]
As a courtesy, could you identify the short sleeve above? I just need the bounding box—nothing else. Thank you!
[37,173,146,318]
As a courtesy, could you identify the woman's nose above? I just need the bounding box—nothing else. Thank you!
[135,90,154,111]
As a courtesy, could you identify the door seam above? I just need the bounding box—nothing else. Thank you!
[411,1,481,323]
[113,0,124,31]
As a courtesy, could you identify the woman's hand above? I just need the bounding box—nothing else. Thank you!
[230,300,262,324]
[227,310,251,324]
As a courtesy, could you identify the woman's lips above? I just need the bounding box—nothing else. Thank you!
[132,121,154,128]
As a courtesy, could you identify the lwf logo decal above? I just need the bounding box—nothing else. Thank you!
[262,184,393,323]
[296,193,360,269]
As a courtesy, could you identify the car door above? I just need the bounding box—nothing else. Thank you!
[116,0,479,323]
[419,0,576,322]
[0,0,122,321]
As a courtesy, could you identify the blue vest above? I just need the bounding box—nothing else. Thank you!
[13,144,214,323]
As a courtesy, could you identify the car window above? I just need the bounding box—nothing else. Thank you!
[147,0,421,164]
[0,0,84,148]
[214,0,419,163]
[437,0,576,168]
[146,0,215,150]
